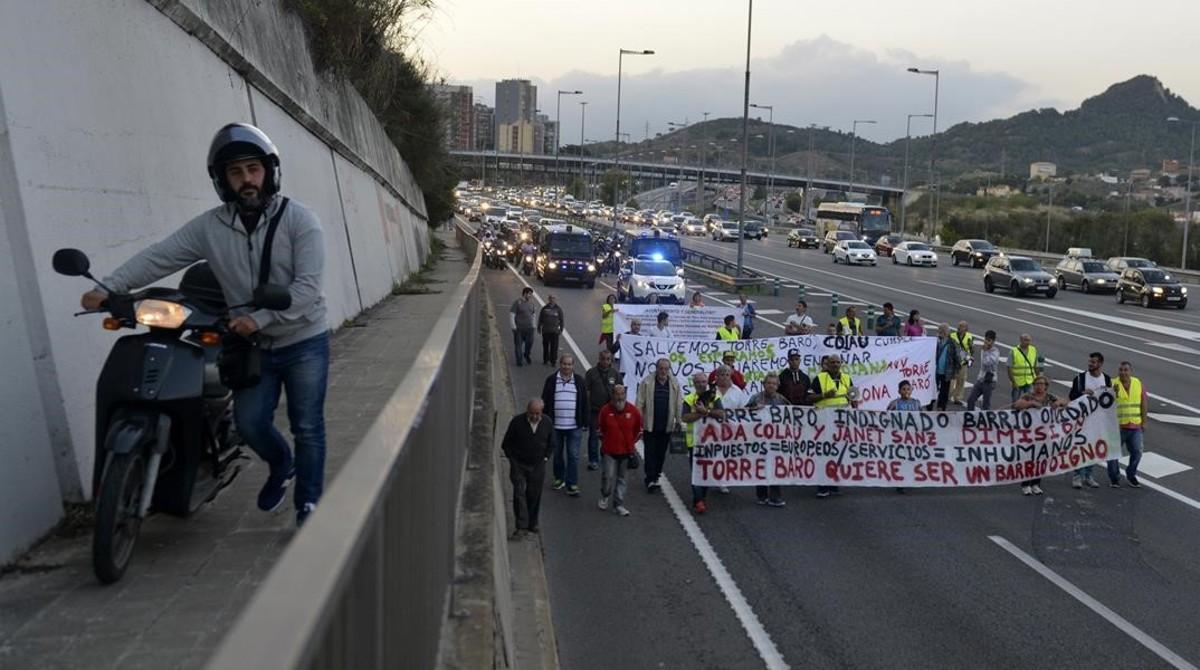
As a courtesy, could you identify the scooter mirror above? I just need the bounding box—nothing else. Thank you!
[53,248,91,277]
[253,284,292,311]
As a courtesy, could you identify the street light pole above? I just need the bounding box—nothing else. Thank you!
[736,0,753,277]
[555,90,582,202]
[578,101,587,199]
[1168,116,1197,269]
[901,113,933,237]
[805,124,827,222]
[750,103,775,220]
[848,119,876,204]
[614,48,655,230]
[908,67,941,234]
[1045,185,1054,253]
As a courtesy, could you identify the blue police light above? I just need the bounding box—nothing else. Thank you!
[651,253,664,261]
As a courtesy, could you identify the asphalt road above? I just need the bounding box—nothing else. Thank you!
[472,216,1200,669]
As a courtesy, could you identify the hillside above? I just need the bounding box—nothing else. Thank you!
[564,76,1198,187]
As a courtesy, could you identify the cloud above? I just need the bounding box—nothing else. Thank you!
[455,36,1057,146]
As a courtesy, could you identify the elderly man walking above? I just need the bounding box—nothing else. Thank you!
[542,354,589,496]
[636,358,683,492]
[500,398,555,537]
[597,385,642,516]
[748,373,788,507]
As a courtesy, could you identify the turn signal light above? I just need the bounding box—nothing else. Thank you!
[199,331,221,346]
[102,318,121,331]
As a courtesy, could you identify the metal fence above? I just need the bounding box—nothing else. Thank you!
[207,229,482,670]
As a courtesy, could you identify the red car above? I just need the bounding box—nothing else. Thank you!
[874,234,904,257]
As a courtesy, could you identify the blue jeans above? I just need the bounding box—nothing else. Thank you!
[234,331,330,508]
[1010,383,1032,403]
[1107,428,1144,484]
[552,428,582,487]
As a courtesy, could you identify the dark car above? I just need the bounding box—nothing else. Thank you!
[742,220,764,240]
[1105,256,1157,274]
[983,255,1057,298]
[1116,268,1187,309]
[1054,258,1120,293]
[873,234,904,257]
[822,230,858,253]
[951,239,1000,268]
[787,228,820,248]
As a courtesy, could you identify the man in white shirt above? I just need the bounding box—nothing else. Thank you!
[784,300,816,335]
[1068,352,1111,489]
[540,354,589,496]
[649,311,675,338]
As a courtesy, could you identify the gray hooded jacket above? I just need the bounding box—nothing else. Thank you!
[104,195,327,348]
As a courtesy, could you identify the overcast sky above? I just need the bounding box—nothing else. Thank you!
[416,0,1199,144]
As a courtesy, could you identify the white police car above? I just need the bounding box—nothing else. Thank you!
[616,257,687,304]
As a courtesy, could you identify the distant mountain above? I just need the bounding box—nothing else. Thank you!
[567,76,1198,186]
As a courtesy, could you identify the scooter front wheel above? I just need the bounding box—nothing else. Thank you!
[93,450,147,584]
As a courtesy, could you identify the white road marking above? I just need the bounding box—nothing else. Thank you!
[989,535,1198,670]
[1149,413,1200,427]
[1149,342,1200,355]
[511,265,789,670]
[1119,453,1192,478]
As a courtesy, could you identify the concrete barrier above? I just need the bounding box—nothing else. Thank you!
[0,0,429,563]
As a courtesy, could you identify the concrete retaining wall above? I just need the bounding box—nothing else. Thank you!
[0,0,430,563]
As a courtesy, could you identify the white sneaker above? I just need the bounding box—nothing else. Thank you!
[1071,475,1082,489]
[1032,485,1044,495]
[616,506,630,516]
[1021,486,1032,496]
[598,497,609,511]
[1086,477,1101,488]
[719,486,730,494]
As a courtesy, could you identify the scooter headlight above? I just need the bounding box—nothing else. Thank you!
[135,299,191,329]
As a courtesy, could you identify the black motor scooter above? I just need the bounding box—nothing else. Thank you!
[52,249,291,583]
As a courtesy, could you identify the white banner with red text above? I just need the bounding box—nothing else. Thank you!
[690,391,1121,487]
[618,334,936,409]
[613,304,735,341]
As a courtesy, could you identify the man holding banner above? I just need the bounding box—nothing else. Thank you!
[811,356,855,498]
[747,374,788,507]
[682,372,724,514]
[636,359,683,492]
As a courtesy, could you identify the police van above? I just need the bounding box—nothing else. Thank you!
[536,224,598,288]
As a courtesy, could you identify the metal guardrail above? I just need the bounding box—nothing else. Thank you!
[207,224,483,669]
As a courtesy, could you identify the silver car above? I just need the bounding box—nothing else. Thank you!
[1055,257,1120,293]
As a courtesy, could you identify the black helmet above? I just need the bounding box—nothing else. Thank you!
[206,123,281,202]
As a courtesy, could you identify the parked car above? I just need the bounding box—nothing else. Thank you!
[1105,256,1157,274]
[983,255,1057,298]
[892,241,938,266]
[951,239,1000,267]
[823,230,858,253]
[833,240,878,266]
[787,228,820,248]
[874,234,904,257]
[1116,267,1187,309]
[1054,257,1120,293]
[712,220,740,242]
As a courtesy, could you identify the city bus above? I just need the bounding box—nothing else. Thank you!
[814,202,893,245]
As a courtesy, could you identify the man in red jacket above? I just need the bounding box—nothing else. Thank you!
[707,351,747,390]
[597,385,643,517]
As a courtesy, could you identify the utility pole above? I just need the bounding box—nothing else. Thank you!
[578,101,587,199]
[555,90,582,202]
[736,0,753,277]
[614,48,655,230]
[901,113,933,237]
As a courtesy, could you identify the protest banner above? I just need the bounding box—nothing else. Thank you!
[689,391,1121,488]
[613,304,735,341]
[618,334,936,409]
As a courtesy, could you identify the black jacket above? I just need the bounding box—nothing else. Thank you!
[778,367,811,406]
[1069,371,1111,400]
[501,414,555,465]
[541,372,590,429]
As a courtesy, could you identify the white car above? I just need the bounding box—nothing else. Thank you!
[892,241,938,267]
[681,219,707,235]
[618,258,687,304]
[712,220,740,241]
[833,240,877,265]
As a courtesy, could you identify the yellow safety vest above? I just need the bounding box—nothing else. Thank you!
[1115,377,1144,426]
[601,304,614,334]
[837,316,863,336]
[950,331,974,353]
[814,372,851,408]
[1010,345,1038,387]
[716,326,740,341]
[684,390,721,448]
